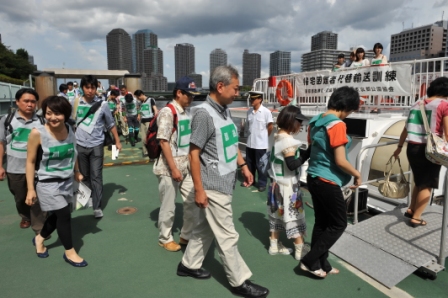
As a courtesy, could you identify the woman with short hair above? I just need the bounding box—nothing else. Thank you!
[26,96,87,267]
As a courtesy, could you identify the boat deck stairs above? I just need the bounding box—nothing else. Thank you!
[331,204,448,288]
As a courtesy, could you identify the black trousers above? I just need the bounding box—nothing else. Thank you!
[245,147,267,188]
[40,205,73,250]
[301,175,347,272]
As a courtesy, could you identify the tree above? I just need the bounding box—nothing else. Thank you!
[16,48,29,60]
[0,43,35,80]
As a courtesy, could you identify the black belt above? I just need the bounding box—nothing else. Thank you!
[38,177,70,183]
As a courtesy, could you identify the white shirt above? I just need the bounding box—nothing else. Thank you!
[246,105,273,149]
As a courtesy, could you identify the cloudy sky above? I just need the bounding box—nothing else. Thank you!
[1,0,447,86]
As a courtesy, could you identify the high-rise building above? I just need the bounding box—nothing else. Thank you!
[143,47,163,76]
[270,51,291,76]
[175,43,195,81]
[311,31,338,51]
[187,73,202,88]
[106,28,132,72]
[242,49,261,86]
[390,21,447,63]
[301,49,374,72]
[302,30,374,72]
[210,49,227,74]
[390,20,447,73]
[141,47,167,91]
[141,74,168,91]
[132,29,158,73]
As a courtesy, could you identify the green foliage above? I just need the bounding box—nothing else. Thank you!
[0,74,24,85]
[0,43,35,81]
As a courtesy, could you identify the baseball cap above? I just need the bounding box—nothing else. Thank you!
[175,77,200,95]
[248,91,264,100]
[295,107,308,122]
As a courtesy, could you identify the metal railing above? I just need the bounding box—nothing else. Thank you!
[250,57,448,111]
[0,82,24,115]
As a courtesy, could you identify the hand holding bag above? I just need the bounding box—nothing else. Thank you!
[378,156,410,199]
[419,102,448,166]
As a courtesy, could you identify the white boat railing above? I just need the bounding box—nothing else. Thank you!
[249,57,448,111]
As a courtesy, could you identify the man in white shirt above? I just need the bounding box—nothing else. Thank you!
[245,91,273,192]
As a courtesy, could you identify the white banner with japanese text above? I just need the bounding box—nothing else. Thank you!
[295,65,413,97]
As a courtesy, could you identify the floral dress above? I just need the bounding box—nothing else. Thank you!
[267,133,306,239]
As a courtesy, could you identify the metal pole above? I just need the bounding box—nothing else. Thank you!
[8,83,12,110]
[438,170,448,266]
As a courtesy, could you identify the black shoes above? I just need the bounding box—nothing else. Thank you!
[231,280,269,298]
[176,262,211,279]
[258,187,266,192]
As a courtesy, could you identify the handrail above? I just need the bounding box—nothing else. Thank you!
[353,140,401,224]
[439,173,448,266]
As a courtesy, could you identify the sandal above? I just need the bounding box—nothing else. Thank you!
[300,263,327,278]
[410,218,427,228]
[328,268,340,274]
[404,211,413,219]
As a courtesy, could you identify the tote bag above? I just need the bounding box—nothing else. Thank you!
[419,102,448,166]
[378,156,410,199]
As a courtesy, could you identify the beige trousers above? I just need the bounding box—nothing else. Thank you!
[182,189,252,287]
[157,174,196,243]
[140,122,150,155]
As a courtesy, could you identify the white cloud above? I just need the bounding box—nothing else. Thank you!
[0,0,444,86]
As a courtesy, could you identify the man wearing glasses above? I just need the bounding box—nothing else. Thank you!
[244,91,273,192]
[153,77,199,252]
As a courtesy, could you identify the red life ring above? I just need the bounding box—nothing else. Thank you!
[276,80,293,106]
[420,83,427,98]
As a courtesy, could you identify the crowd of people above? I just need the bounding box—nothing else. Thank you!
[333,42,388,70]
[1,64,448,297]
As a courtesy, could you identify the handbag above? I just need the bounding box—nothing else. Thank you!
[419,102,448,166]
[378,156,410,199]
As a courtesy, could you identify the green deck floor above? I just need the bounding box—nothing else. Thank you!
[1,139,448,297]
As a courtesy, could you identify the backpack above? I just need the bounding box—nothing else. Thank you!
[4,111,45,170]
[4,111,45,134]
[145,104,178,160]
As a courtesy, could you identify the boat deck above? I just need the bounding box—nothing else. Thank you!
[1,139,448,297]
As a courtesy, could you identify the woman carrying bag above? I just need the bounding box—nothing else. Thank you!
[394,77,448,227]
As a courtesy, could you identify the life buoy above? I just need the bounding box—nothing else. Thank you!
[420,83,427,98]
[276,80,293,106]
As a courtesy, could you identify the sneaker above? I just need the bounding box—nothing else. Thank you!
[159,241,181,252]
[268,237,292,255]
[93,209,103,219]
